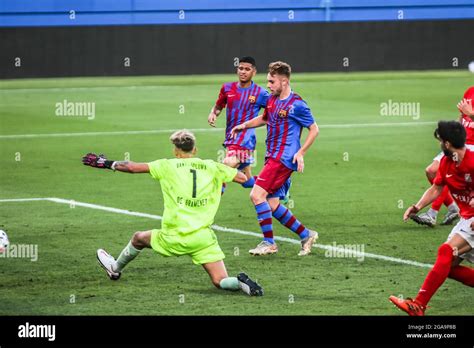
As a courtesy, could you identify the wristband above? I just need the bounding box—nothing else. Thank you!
[104,160,115,170]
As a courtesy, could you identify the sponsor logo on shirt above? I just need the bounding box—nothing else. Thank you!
[465,174,472,182]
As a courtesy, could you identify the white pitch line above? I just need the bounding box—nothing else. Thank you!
[0,121,436,140]
[0,197,433,269]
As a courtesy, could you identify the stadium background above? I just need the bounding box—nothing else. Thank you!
[1,0,474,77]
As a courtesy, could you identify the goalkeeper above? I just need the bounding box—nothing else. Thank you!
[82,130,263,296]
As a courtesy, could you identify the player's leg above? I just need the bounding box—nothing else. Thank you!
[241,165,256,188]
[268,181,318,256]
[411,160,441,226]
[221,155,239,194]
[97,230,151,280]
[390,221,472,315]
[248,183,278,255]
[201,260,263,296]
[448,256,474,287]
[412,158,459,226]
[414,234,470,306]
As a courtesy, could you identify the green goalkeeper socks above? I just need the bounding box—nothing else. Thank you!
[114,241,141,272]
[219,277,240,291]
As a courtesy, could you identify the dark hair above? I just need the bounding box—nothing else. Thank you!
[170,130,196,152]
[268,61,291,78]
[434,121,466,149]
[239,56,256,67]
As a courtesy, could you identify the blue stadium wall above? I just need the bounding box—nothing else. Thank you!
[1,1,473,78]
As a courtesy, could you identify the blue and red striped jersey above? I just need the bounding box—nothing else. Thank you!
[263,92,316,171]
[215,81,269,150]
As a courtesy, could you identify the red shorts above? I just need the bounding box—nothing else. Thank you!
[255,158,293,194]
[226,145,254,168]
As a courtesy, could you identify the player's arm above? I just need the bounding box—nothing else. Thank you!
[403,184,444,221]
[208,105,223,127]
[230,115,267,139]
[458,98,474,119]
[233,171,247,184]
[209,85,227,127]
[82,153,149,173]
[292,123,319,173]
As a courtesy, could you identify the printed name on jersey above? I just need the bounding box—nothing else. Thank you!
[451,193,473,204]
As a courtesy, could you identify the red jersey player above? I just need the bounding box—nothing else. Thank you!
[410,86,474,227]
[390,121,474,315]
[231,61,319,256]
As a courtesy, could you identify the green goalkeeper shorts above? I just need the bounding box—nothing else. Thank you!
[150,227,225,265]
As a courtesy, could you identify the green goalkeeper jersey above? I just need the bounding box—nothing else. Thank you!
[148,157,237,235]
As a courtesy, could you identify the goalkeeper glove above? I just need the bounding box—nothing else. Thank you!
[82,153,115,169]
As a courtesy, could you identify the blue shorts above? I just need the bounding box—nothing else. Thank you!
[268,177,291,200]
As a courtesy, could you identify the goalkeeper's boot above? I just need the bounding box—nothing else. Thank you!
[441,210,460,225]
[97,249,121,280]
[237,273,264,296]
[249,241,278,256]
[410,212,436,227]
[298,229,319,256]
[389,296,426,316]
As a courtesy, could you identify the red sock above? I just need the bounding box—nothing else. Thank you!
[432,186,450,211]
[415,243,454,307]
[443,190,454,207]
[448,265,474,287]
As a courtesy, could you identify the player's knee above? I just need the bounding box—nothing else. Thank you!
[249,190,261,204]
[131,231,145,248]
[425,164,437,179]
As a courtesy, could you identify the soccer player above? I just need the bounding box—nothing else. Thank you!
[390,121,474,315]
[231,61,319,256]
[410,87,474,227]
[208,56,269,190]
[82,130,263,296]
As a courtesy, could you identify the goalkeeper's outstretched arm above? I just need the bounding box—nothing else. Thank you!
[82,153,149,173]
[112,161,149,173]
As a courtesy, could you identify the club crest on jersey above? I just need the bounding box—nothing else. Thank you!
[278,109,288,118]
[465,174,472,183]
[248,95,256,103]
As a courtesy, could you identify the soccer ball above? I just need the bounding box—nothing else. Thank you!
[0,230,10,253]
[469,61,474,74]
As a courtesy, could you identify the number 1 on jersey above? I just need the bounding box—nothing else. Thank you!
[190,169,197,198]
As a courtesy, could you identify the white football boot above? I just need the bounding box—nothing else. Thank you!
[410,212,436,227]
[441,211,460,226]
[298,229,319,256]
[249,241,278,255]
[97,249,121,280]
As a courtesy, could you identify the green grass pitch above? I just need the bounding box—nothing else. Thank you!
[0,70,473,315]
